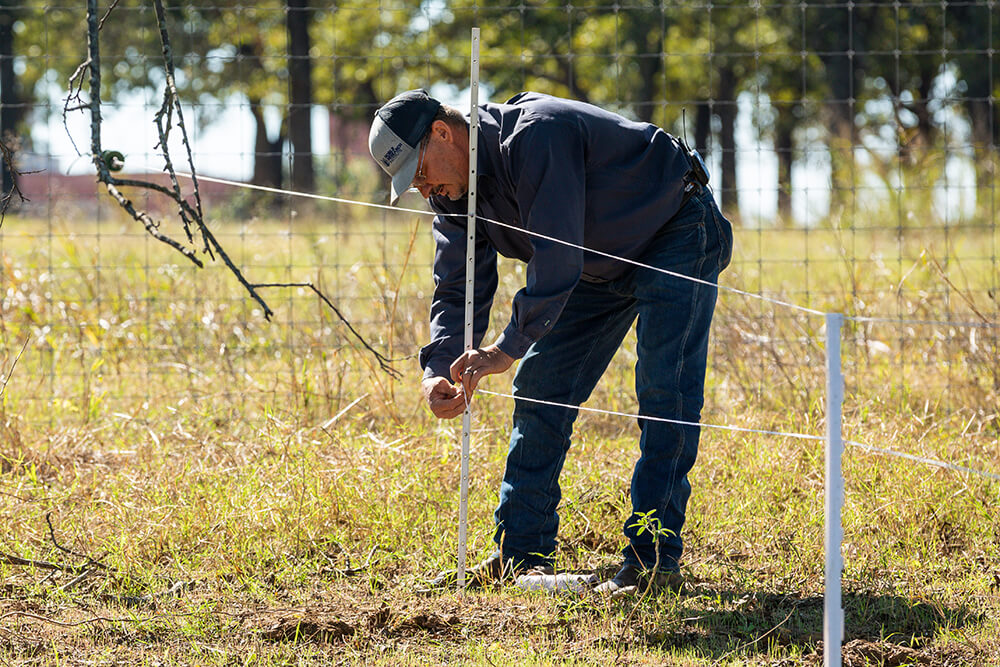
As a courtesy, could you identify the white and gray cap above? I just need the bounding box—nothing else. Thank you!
[368,89,442,205]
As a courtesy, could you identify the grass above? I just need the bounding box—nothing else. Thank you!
[1,202,998,665]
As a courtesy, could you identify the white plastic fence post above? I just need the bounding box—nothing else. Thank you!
[824,312,845,667]
[457,27,480,592]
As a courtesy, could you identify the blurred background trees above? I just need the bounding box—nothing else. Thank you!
[1,0,996,224]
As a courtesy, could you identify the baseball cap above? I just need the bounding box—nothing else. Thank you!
[369,89,442,205]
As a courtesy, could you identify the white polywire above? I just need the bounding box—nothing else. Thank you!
[179,172,432,215]
[469,211,825,317]
[167,182,1000,484]
[457,26,480,593]
[478,389,824,442]
[844,440,1000,481]
[846,315,1000,329]
[479,390,1000,482]
[175,172,824,317]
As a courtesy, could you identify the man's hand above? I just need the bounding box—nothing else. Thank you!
[450,344,515,396]
[421,376,466,419]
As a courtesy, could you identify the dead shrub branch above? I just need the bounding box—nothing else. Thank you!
[0,136,30,229]
[0,336,28,401]
[64,0,398,376]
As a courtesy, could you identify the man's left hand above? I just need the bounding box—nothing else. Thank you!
[450,344,515,396]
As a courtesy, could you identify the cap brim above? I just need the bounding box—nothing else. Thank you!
[389,150,420,206]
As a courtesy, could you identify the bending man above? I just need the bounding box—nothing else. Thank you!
[368,89,732,594]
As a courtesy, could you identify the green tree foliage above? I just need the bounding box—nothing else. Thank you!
[5,1,997,224]
[947,1,1000,206]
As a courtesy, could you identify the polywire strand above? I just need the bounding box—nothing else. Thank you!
[176,173,826,317]
[475,201,826,317]
[846,315,1000,329]
[478,389,824,441]
[479,390,1000,482]
[843,440,1000,482]
[179,173,999,330]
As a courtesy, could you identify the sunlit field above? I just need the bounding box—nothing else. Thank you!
[1,203,998,665]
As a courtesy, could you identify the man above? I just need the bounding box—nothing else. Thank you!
[368,89,732,595]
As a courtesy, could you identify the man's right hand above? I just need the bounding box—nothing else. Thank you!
[421,376,467,419]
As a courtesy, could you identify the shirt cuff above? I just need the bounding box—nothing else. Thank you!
[496,324,534,360]
[422,358,454,381]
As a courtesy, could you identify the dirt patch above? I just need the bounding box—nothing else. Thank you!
[367,604,461,636]
[839,639,990,667]
[258,604,462,644]
[260,615,355,643]
[842,640,933,666]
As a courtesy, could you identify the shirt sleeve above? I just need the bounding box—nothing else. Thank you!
[418,210,498,380]
[494,120,587,359]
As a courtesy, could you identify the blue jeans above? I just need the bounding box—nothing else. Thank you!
[493,187,733,572]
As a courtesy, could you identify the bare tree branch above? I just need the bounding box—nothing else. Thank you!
[62,58,91,159]
[104,181,204,266]
[151,0,204,242]
[45,513,110,571]
[0,336,28,400]
[0,135,28,228]
[77,0,271,318]
[0,514,109,577]
[253,282,402,379]
[97,0,122,31]
[67,0,399,375]
[0,552,89,574]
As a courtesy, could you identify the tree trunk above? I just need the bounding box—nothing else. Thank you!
[890,62,935,167]
[813,5,864,216]
[630,12,662,125]
[775,104,795,225]
[250,99,283,190]
[965,97,997,216]
[694,101,710,155]
[0,3,23,201]
[717,65,738,215]
[286,0,314,194]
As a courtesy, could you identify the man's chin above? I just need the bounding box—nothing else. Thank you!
[448,188,468,202]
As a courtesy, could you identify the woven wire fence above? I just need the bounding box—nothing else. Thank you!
[1,1,997,468]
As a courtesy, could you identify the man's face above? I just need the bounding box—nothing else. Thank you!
[411,120,469,202]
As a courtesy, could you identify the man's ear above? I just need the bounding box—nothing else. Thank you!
[431,119,451,142]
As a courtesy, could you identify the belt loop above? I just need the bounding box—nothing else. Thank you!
[681,179,701,207]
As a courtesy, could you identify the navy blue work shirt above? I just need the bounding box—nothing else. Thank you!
[418,92,693,381]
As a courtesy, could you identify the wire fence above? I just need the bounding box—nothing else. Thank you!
[1,6,998,663]
[1,3,997,487]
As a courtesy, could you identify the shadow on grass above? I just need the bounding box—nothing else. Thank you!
[638,588,985,663]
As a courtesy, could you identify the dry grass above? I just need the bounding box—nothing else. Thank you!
[0,205,998,665]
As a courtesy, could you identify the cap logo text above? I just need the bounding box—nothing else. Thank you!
[381,142,404,168]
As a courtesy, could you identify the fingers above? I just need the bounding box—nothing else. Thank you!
[449,351,476,384]
[449,350,492,394]
[430,391,466,419]
[444,346,516,409]
[422,376,468,420]
[458,364,483,395]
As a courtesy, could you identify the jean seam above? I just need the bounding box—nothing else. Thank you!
[507,290,632,560]
[643,205,707,568]
[540,291,629,511]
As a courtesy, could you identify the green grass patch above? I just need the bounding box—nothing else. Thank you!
[0,210,997,664]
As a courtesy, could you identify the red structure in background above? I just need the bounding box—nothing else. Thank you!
[16,170,238,219]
